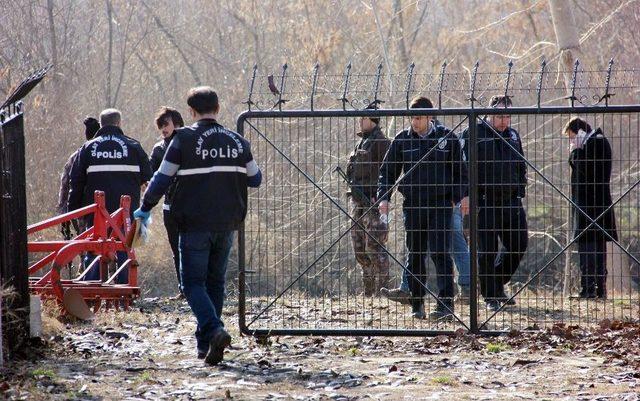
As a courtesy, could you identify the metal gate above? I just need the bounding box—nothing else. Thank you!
[237,61,640,336]
[1,68,48,358]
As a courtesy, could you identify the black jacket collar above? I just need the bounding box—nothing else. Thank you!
[195,118,219,127]
[95,125,125,137]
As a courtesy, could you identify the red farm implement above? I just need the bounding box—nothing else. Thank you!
[28,191,139,319]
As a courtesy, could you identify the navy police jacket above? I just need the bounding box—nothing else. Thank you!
[377,122,468,207]
[141,119,261,232]
[68,125,152,215]
[460,121,527,200]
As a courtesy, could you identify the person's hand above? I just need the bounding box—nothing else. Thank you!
[459,196,470,216]
[379,200,389,216]
[133,208,151,226]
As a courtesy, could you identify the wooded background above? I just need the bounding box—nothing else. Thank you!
[2,0,639,296]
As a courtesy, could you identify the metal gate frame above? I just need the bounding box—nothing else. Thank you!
[237,103,640,337]
[1,67,49,359]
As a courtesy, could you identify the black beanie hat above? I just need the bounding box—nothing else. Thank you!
[364,104,380,126]
[83,117,100,140]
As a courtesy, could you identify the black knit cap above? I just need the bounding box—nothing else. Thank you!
[364,104,380,126]
[83,117,100,140]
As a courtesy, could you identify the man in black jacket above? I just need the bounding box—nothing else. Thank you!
[461,95,528,311]
[135,87,262,366]
[150,107,185,296]
[565,117,617,298]
[377,96,468,320]
[68,109,152,283]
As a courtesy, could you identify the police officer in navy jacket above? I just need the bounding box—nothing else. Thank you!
[68,108,152,283]
[460,95,528,311]
[135,87,262,366]
[377,96,469,320]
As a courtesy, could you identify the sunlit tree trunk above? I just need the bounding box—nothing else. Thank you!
[550,0,581,297]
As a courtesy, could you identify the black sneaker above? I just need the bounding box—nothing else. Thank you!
[411,299,426,319]
[485,299,502,312]
[205,328,232,366]
[429,302,454,321]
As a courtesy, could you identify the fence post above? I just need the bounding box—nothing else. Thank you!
[468,110,480,334]
[236,114,248,334]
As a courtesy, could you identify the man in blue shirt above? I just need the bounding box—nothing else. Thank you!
[135,87,262,365]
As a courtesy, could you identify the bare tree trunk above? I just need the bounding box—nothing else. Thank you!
[550,0,581,93]
[46,0,58,72]
[550,0,581,298]
[393,0,410,68]
[105,0,114,107]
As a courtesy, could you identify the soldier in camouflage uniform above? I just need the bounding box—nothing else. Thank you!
[346,108,391,295]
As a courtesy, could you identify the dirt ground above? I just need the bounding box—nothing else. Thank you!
[2,297,639,401]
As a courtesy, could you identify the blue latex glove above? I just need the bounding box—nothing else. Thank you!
[133,208,151,225]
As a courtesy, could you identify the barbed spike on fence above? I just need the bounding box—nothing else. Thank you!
[405,62,415,110]
[371,62,384,109]
[469,61,479,108]
[504,60,514,102]
[603,58,615,106]
[438,61,448,110]
[277,63,288,111]
[536,59,546,108]
[339,62,352,110]
[569,58,580,107]
[310,63,319,111]
[245,64,257,111]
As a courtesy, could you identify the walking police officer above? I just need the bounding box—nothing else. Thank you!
[346,106,391,295]
[68,109,152,283]
[461,95,528,311]
[134,87,262,366]
[377,96,468,320]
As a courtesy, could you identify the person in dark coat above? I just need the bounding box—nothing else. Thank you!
[565,117,618,298]
[460,95,528,311]
[150,107,185,296]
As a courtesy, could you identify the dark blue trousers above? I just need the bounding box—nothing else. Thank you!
[403,201,454,300]
[478,197,528,299]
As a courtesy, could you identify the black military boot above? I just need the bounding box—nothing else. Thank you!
[429,299,454,321]
[496,287,516,306]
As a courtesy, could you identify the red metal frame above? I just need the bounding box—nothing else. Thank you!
[28,191,139,312]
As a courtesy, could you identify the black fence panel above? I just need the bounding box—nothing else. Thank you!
[0,104,29,356]
[237,105,640,337]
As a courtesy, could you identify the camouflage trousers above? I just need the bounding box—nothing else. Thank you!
[349,199,390,295]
